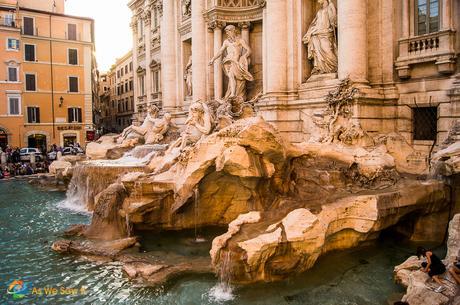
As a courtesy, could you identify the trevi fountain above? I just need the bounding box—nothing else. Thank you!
[2,0,460,304]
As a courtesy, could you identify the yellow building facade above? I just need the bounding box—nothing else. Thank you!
[0,0,96,151]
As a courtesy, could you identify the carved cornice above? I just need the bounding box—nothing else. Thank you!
[179,18,192,36]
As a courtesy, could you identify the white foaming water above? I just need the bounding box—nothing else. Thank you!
[206,283,235,303]
[56,198,92,215]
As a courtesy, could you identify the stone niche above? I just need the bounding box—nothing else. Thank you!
[246,21,263,99]
[300,0,338,83]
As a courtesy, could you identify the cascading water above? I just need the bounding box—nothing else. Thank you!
[207,250,235,302]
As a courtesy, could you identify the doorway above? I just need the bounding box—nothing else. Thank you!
[63,135,77,147]
[28,134,47,152]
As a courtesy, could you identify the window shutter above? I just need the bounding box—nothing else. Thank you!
[36,107,40,123]
[77,108,82,123]
[26,74,36,91]
[23,17,34,35]
[27,107,32,123]
[69,49,78,65]
[8,68,17,82]
[68,108,74,122]
[25,45,35,61]
[68,24,77,40]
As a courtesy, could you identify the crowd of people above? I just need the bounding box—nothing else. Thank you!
[0,145,58,179]
[0,146,49,179]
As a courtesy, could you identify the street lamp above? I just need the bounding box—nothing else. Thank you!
[59,96,64,107]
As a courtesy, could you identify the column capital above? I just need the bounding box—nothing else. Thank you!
[208,20,226,32]
[238,21,251,30]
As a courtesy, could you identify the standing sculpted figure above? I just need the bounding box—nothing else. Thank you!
[209,25,254,102]
[184,55,193,97]
[302,0,338,75]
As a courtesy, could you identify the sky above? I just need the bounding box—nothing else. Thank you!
[66,0,133,72]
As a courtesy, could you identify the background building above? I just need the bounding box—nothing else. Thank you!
[0,0,97,151]
[129,0,460,166]
[96,50,134,134]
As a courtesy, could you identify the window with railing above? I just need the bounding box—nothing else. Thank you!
[416,0,439,35]
[3,14,15,27]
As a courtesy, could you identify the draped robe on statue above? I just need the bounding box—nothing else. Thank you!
[303,1,338,75]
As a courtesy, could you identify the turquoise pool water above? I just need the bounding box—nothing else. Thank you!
[0,180,438,305]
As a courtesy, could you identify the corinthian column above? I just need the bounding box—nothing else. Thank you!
[144,12,152,103]
[239,22,250,44]
[210,21,225,100]
[264,0,287,96]
[160,0,177,110]
[192,0,207,102]
[337,0,368,84]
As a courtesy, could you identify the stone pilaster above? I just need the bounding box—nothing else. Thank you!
[191,0,207,102]
[401,0,410,38]
[160,0,177,110]
[337,0,368,84]
[442,0,452,30]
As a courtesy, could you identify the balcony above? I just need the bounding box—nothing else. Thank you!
[205,0,265,23]
[395,29,456,79]
[208,0,265,8]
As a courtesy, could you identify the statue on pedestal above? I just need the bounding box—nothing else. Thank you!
[302,0,338,75]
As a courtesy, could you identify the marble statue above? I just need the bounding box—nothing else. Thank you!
[209,25,254,102]
[184,55,193,97]
[145,113,173,145]
[182,0,191,18]
[118,105,159,143]
[302,0,338,75]
[170,100,212,151]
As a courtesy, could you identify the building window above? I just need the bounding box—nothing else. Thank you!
[69,77,78,92]
[8,96,20,115]
[129,80,133,91]
[129,62,133,72]
[23,17,34,35]
[24,44,35,61]
[4,14,14,27]
[25,74,36,91]
[7,38,20,50]
[125,82,128,92]
[8,67,18,82]
[152,70,160,93]
[68,49,78,65]
[27,107,40,123]
[413,107,438,141]
[68,107,82,123]
[139,75,145,96]
[125,65,128,74]
[416,0,440,35]
[68,24,77,40]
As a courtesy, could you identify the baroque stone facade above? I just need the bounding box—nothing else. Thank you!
[129,0,459,158]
